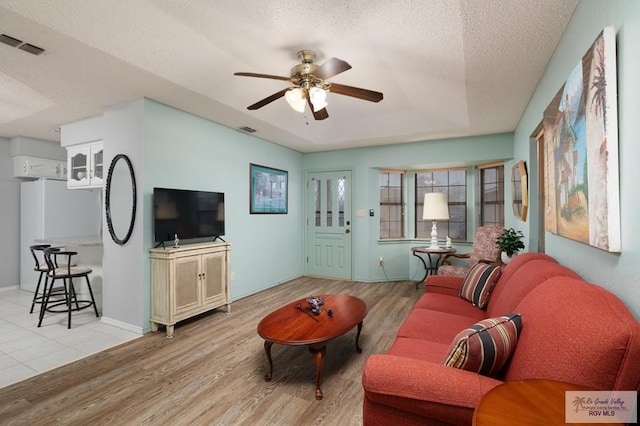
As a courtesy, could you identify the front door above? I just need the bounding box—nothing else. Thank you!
[306,171,352,279]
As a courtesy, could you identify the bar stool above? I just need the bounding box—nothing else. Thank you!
[28,245,67,313]
[38,247,99,329]
[29,244,51,313]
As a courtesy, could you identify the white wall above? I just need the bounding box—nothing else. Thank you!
[0,138,20,288]
[101,100,146,332]
[514,0,640,318]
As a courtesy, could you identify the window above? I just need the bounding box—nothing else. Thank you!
[379,171,404,238]
[415,169,466,240]
[479,164,505,226]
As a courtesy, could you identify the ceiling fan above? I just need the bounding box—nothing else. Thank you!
[234,50,383,120]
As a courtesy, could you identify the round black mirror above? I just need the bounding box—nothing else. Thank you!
[105,154,136,245]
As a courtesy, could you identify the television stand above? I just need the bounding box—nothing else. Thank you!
[149,242,231,337]
[213,235,226,243]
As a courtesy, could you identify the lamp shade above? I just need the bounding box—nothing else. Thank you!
[284,88,306,113]
[309,87,328,111]
[422,192,449,220]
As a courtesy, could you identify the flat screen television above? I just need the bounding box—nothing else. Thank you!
[153,187,225,243]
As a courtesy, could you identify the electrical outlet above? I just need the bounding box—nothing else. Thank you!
[378,257,384,267]
[230,272,236,281]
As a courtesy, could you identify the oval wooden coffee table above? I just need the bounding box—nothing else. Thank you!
[257,294,367,400]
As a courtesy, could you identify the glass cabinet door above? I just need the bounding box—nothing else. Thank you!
[66,141,104,189]
[91,145,104,185]
[68,148,89,186]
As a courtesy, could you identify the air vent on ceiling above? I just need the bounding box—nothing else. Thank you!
[0,33,45,55]
[0,33,22,47]
[19,43,44,55]
[238,126,257,133]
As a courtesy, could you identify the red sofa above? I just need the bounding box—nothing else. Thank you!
[362,253,640,425]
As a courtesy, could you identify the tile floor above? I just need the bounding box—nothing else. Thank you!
[0,287,141,389]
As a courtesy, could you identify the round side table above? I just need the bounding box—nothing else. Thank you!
[473,379,619,426]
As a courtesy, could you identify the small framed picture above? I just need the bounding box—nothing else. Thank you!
[250,163,288,214]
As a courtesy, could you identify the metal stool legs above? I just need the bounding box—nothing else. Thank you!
[29,268,48,313]
[38,248,99,329]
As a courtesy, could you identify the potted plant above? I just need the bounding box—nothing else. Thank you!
[496,228,525,263]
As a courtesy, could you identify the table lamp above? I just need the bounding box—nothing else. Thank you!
[423,192,449,249]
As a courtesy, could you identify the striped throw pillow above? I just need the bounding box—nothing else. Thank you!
[442,313,522,377]
[459,263,502,308]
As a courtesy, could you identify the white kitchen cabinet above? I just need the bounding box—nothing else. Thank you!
[67,141,103,188]
[13,155,67,180]
[149,242,231,338]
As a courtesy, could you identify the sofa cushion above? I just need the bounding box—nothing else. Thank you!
[396,309,484,345]
[486,258,581,317]
[505,278,640,391]
[459,263,502,308]
[414,293,488,319]
[443,313,522,377]
[387,337,451,363]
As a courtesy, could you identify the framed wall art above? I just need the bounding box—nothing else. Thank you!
[511,160,528,222]
[542,26,620,252]
[250,163,288,214]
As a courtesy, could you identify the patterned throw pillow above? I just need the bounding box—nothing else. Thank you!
[459,263,502,308]
[442,313,522,377]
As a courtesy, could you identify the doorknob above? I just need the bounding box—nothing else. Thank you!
[345,229,351,234]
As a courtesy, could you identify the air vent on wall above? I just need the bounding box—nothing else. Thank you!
[238,126,257,133]
[0,33,45,55]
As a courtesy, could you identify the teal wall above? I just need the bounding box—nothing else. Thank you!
[302,133,513,282]
[99,101,511,331]
[143,100,305,303]
[513,0,640,318]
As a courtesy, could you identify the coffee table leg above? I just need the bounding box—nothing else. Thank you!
[355,321,363,353]
[309,345,326,400]
[264,340,273,382]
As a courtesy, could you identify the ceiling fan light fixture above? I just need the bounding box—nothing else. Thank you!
[285,88,306,113]
[309,87,328,112]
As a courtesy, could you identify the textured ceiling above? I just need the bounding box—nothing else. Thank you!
[0,0,578,153]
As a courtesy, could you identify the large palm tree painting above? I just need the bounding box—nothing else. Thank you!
[542,27,620,252]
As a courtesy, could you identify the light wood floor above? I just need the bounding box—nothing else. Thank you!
[0,276,421,425]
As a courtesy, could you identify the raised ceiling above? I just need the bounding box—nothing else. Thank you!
[0,0,578,153]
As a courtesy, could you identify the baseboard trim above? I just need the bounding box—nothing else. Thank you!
[100,316,144,335]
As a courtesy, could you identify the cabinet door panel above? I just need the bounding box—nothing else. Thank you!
[175,257,200,313]
[91,144,104,185]
[202,252,226,303]
[68,147,89,187]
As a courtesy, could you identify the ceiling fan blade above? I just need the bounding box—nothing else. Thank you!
[247,88,290,110]
[307,97,329,120]
[314,58,352,80]
[329,83,384,103]
[234,72,292,82]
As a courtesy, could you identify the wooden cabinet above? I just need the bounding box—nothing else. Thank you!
[149,242,231,337]
[67,141,103,188]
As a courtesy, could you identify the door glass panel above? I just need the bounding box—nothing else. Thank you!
[338,177,345,227]
[314,179,321,227]
[326,179,333,227]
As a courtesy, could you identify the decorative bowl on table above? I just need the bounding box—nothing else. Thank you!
[306,296,325,315]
